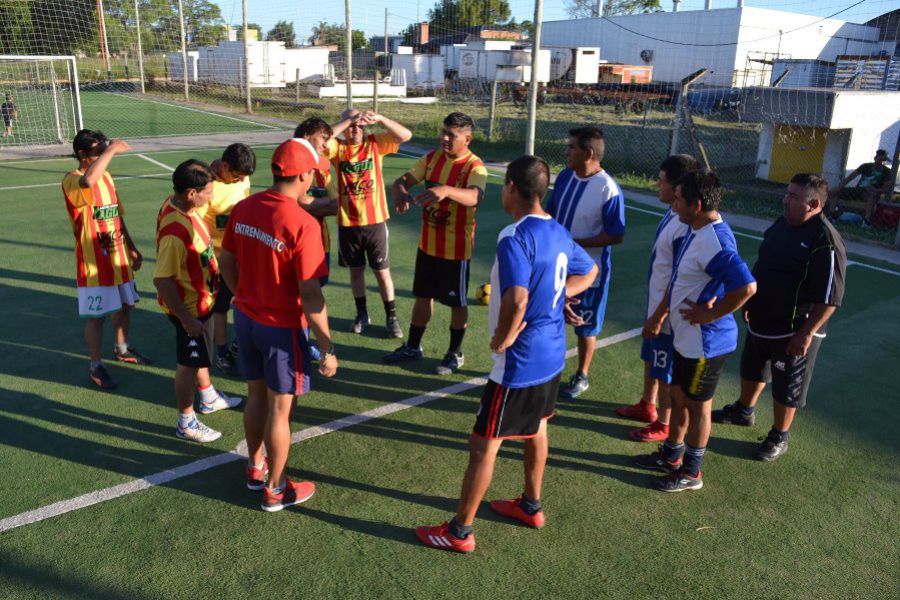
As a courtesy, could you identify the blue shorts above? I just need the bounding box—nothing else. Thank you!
[572,283,609,338]
[640,333,675,384]
[234,307,311,395]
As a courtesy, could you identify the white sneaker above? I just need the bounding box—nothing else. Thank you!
[176,418,223,443]
[198,392,243,414]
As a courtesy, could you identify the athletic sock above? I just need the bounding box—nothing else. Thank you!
[198,384,219,405]
[769,427,789,442]
[737,402,755,416]
[354,296,367,315]
[519,494,542,515]
[447,517,473,539]
[407,325,426,349]
[115,343,129,354]
[178,411,195,428]
[216,344,230,358]
[90,360,103,371]
[661,440,685,463]
[447,327,466,355]
[681,444,706,478]
[383,299,397,319]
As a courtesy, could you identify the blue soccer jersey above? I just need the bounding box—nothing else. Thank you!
[647,207,690,324]
[488,214,595,388]
[668,218,755,359]
[546,168,625,291]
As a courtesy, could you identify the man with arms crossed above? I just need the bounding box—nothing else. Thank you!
[326,109,411,337]
[198,143,256,377]
[219,138,338,512]
[386,112,488,375]
[154,160,243,443]
[62,129,152,390]
[416,156,597,553]
[638,171,756,492]
[546,126,625,399]
[616,154,698,442]
[713,173,846,461]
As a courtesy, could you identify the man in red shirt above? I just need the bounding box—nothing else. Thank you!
[219,138,338,512]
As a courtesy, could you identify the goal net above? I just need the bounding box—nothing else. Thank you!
[0,55,82,147]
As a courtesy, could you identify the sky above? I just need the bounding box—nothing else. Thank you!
[212,0,897,44]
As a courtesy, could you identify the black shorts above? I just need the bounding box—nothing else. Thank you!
[672,351,730,402]
[740,332,823,408]
[2,117,10,127]
[168,314,214,369]
[338,223,390,270]
[412,249,469,307]
[473,375,560,439]
[212,276,233,314]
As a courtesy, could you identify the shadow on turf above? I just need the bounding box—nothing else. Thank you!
[0,551,151,600]
[0,266,158,301]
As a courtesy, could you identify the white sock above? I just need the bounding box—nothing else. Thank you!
[115,343,129,354]
[178,411,195,428]
[198,384,219,404]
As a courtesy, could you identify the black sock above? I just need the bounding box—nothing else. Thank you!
[383,299,396,319]
[447,517,473,539]
[354,296,367,315]
[407,325,426,349]
[216,344,229,358]
[769,427,788,442]
[737,402,755,415]
[448,327,466,355]
[519,494,542,515]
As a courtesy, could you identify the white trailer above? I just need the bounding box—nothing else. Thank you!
[168,51,199,82]
[391,54,445,89]
[458,48,551,82]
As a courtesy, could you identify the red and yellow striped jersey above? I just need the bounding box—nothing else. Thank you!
[198,176,252,252]
[154,198,219,318]
[306,169,336,254]
[409,150,488,260]
[326,132,399,227]
[62,169,134,287]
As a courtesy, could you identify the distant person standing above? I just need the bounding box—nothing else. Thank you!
[714,173,846,461]
[827,149,893,227]
[62,130,152,389]
[1,94,17,138]
[546,126,625,399]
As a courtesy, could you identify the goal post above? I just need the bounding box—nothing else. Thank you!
[0,55,83,147]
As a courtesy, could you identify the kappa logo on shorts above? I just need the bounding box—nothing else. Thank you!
[188,340,199,347]
[774,360,786,371]
[190,351,200,359]
[448,291,457,296]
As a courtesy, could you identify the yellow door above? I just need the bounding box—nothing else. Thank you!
[769,126,828,184]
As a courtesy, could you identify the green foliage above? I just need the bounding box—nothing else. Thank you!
[266,20,296,48]
[565,0,663,18]
[427,0,512,37]
[308,21,367,51]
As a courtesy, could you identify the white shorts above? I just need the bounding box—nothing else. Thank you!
[78,281,139,318]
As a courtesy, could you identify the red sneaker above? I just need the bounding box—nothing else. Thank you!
[615,401,658,423]
[246,457,269,490]
[629,421,670,443]
[490,497,546,528]
[261,478,315,512]
[415,522,476,553]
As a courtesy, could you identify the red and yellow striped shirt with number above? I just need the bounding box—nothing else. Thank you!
[409,150,488,260]
[307,169,336,254]
[154,198,219,318]
[198,176,252,252]
[326,133,399,227]
[62,170,134,287]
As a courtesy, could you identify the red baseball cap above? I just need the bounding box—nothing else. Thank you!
[271,138,319,177]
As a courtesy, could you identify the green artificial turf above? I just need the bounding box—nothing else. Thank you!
[0,149,897,599]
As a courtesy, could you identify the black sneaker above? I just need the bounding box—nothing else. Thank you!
[653,470,703,493]
[385,315,403,339]
[712,401,756,426]
[559,373,589,399]
[382,344,423,364]
[633,449,682,473]
[435,352,464,376]
[90,364,118,390]
[215,351,241,377]
[114,346,154,365]
[352,312,371,334]
[230,339,240,355]
[755,433,789,462]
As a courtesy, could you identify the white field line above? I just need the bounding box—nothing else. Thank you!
[137,154,175,172]
[0,172,172,191]
[100,91,281,130]
[0,327,643,534]
[0,144,283,166]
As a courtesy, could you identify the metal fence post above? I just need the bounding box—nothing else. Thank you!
[670,68,707,156]
[134,0,145,93]
[243,0,252,113]
[525,0,544,156]
[488,79,498,143]
[345,0,353,110]
[176,0,189,101]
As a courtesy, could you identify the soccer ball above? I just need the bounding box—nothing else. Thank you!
[475,283,491,305]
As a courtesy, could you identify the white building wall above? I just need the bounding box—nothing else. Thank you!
[831,91,900,178]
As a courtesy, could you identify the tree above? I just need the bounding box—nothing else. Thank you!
[309,22,367,51]
[266,20,296,48]
[565,0,662,18]
[427,0,512,37]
